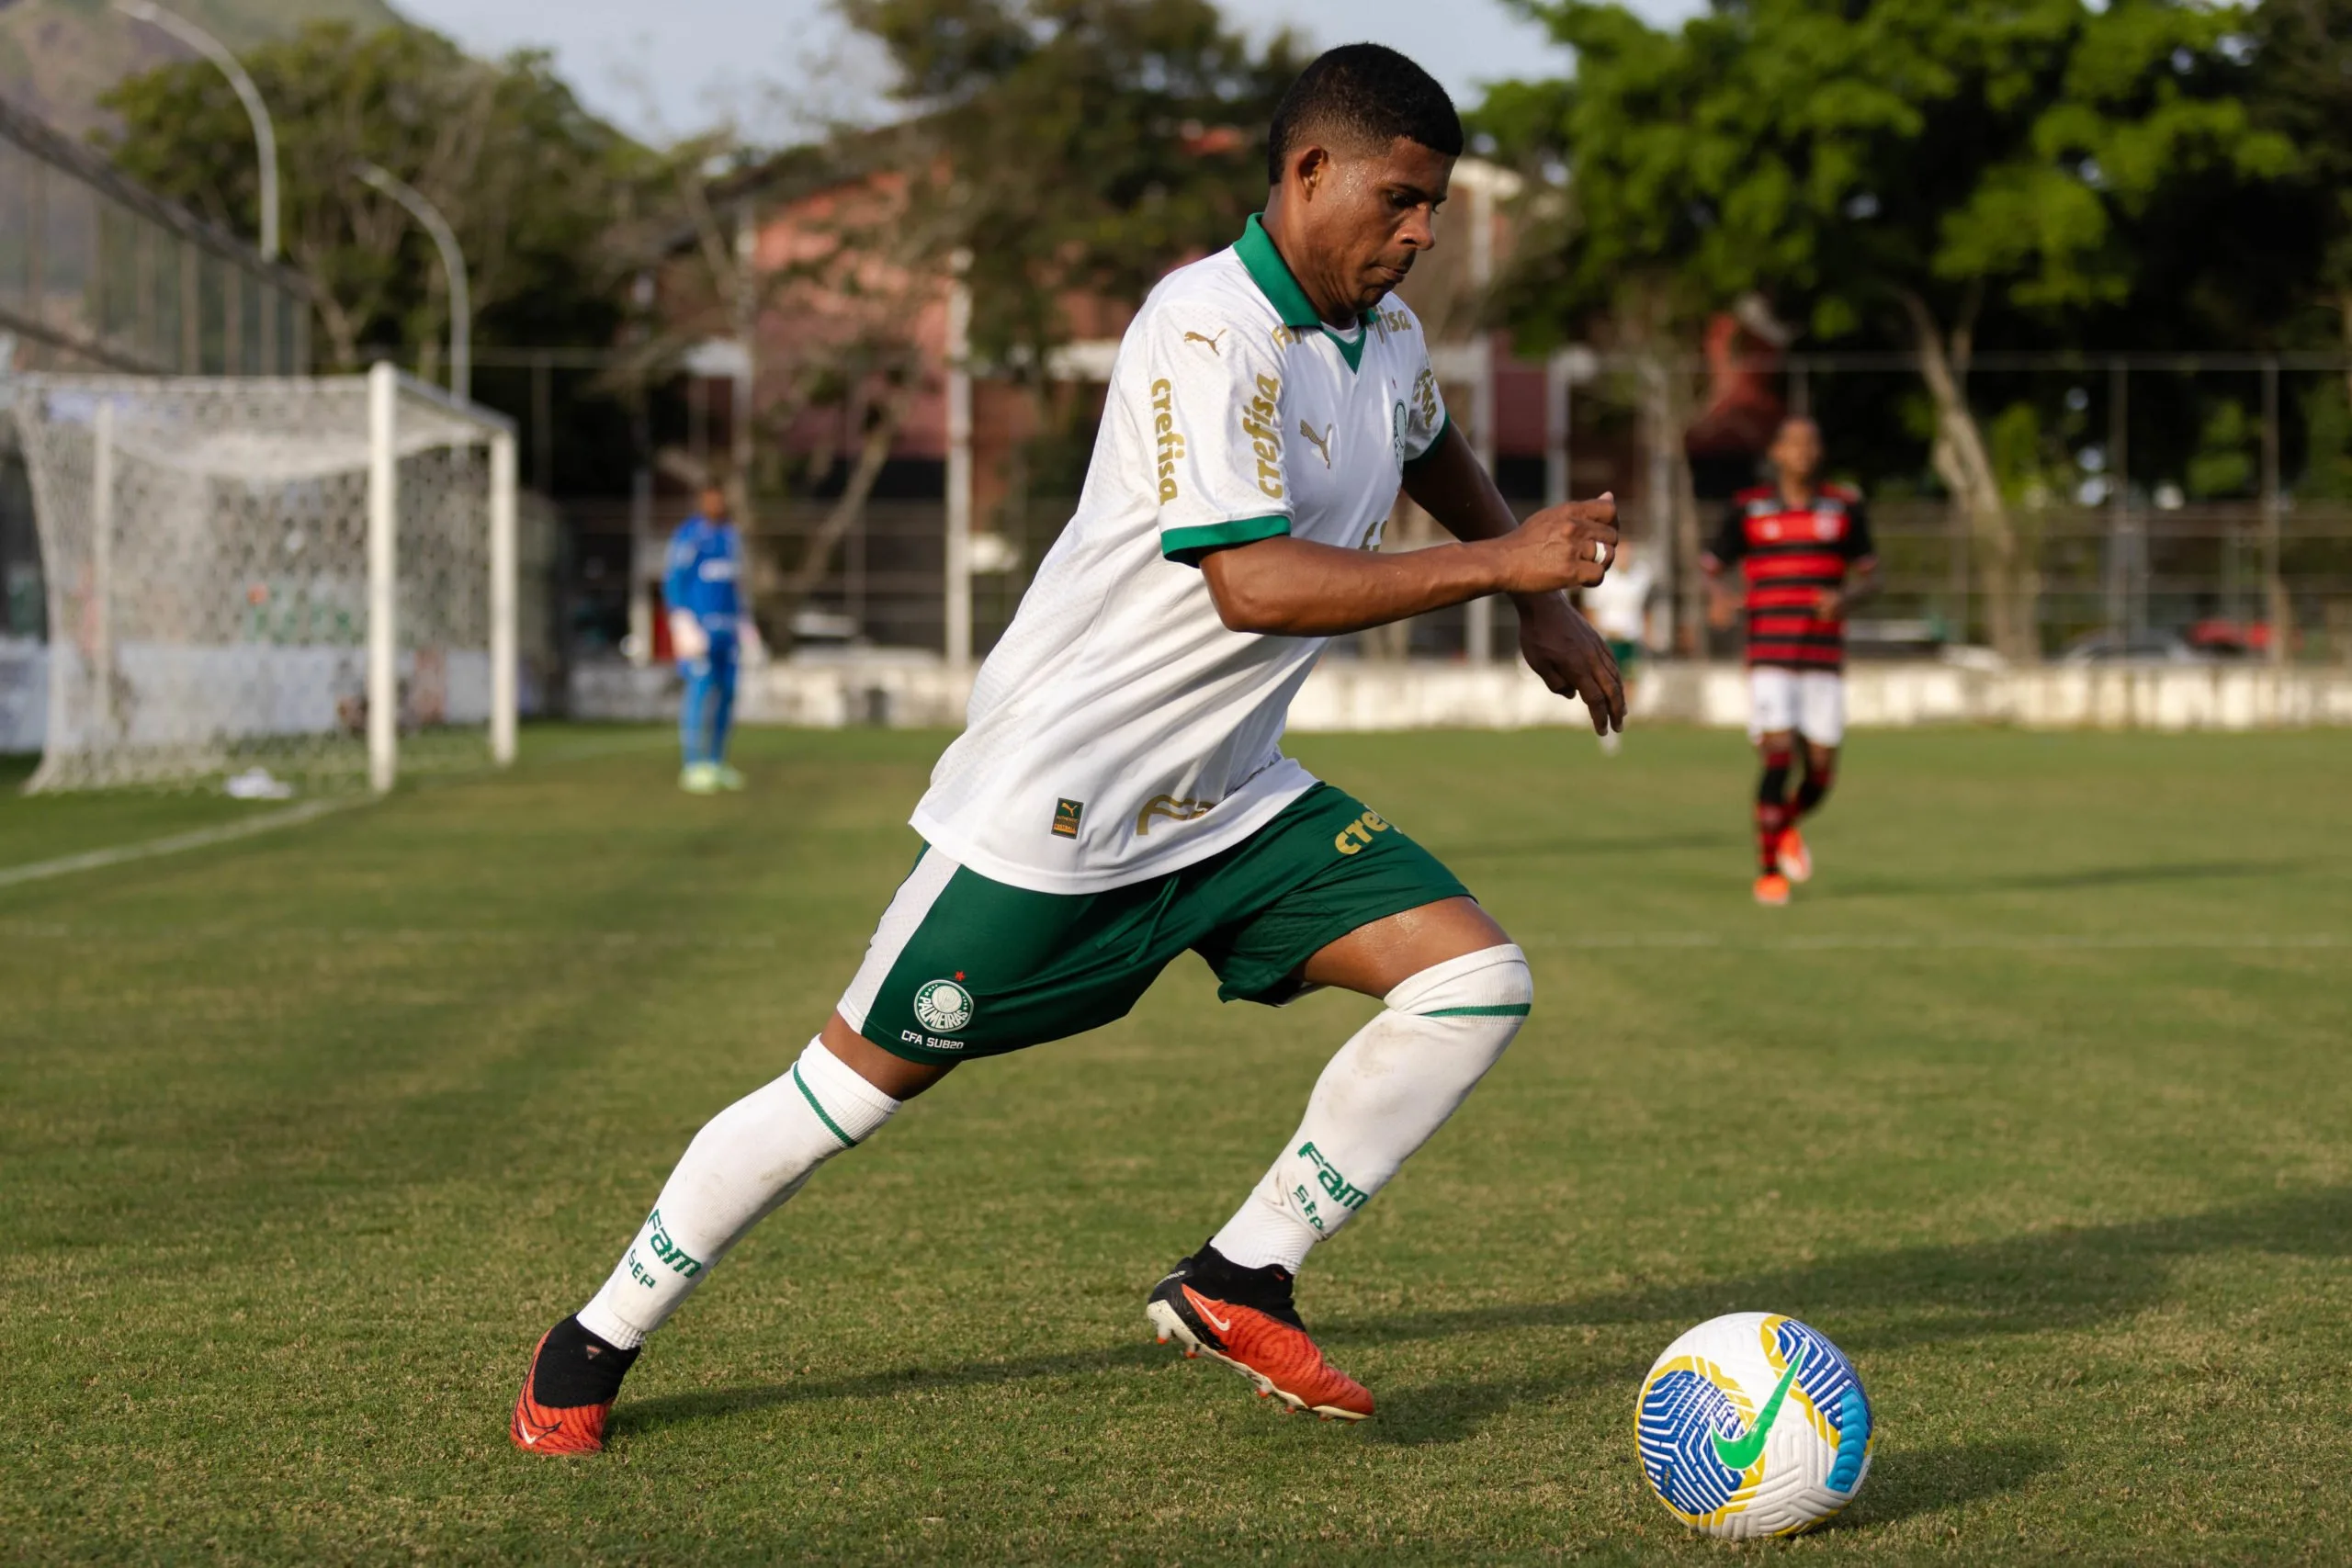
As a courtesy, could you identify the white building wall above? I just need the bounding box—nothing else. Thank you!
[568,654,2352,734]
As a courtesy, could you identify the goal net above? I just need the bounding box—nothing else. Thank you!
[7,367,515,793]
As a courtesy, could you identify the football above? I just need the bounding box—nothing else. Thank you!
[1635,1313,1874,1538]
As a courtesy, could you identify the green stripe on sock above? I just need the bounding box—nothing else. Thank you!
[793,1065,857,1148]
[1420,1003,1532,1018]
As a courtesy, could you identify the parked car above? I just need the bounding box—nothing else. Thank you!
[2055,629,2209,664]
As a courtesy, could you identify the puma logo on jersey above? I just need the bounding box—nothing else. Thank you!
[1299,421,1333,468]
[1182,330,1227,355]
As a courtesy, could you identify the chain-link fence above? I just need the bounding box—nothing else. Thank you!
[430,344,2352,689]
[1555,352,2352,665]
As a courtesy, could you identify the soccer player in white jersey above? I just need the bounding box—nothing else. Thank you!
[512,44,1626,1450]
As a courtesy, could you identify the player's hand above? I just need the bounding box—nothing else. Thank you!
[669,610,709,662]
[1815,587,1844,621]
[1495,493,1619,594]
[1516,593,1625,736]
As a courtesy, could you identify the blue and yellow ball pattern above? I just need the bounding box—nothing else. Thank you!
[1634,1313,1874,1538]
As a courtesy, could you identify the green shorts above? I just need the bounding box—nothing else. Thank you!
[837,783,1470,1063]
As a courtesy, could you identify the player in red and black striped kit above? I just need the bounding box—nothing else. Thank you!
[1704,417,1876,906]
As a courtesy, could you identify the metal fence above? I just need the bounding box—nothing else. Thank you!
[0,98,310,378]
[1551,351,2352,664]
[415,343,2352,688]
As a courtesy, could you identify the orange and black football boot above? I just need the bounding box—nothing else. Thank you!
[1147,1246,1373,1421]
[1776,825,1814,885]
[1753,872,1792,906]
[510,1316,639,1455]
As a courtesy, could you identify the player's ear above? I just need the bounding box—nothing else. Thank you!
[1295,144,1330,199]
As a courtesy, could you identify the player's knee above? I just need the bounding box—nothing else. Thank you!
[1386,942,1533,1039]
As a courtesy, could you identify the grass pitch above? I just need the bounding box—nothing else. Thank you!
[2,724,2346,1564]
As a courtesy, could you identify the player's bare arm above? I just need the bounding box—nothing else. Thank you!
[1400,420,1628,733]
[1197,493,1618,636]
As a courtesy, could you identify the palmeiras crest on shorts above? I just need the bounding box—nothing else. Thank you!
[913,978,975,1034]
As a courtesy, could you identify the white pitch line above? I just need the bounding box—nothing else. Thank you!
[0,798,361,892]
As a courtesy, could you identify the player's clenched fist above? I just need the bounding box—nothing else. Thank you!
[1495,493,1619,593]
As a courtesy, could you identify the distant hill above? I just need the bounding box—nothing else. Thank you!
[0,0,401,140]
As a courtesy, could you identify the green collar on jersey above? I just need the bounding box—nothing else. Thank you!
[1236,213,1366,372]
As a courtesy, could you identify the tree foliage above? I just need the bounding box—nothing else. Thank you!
[1487,0,2299,657]
[99,22,649,373]
[841,0,1303,372]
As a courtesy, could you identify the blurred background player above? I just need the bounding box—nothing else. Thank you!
[664,483,747,794]
[1704,418,1875,905]
[1577,536,1657,755]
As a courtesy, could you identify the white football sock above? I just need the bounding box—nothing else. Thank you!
[1210,943,1532,1273]
[576,1038,898,1349]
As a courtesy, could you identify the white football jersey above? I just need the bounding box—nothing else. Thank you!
[910,216,1451,893]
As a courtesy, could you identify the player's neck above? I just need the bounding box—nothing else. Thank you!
[1777,476,1816,509]
[1259,202,1360,329]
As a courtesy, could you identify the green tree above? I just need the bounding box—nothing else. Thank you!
[99,22,646,378]
[1494,0,2295,659]
[841,0,1301,378]
[2249,0,2352,408]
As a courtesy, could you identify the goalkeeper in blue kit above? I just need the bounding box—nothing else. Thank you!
[664,484,747,793]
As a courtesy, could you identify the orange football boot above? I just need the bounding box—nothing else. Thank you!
[1777,825,1813,884]
[1753,872,1792,906]
[510,1317,639,1455]
[1147,1247,1373,1421]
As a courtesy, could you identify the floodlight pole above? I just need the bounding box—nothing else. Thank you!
[944,248,975,672]
[355,162,470,402]
[114,0,277,262]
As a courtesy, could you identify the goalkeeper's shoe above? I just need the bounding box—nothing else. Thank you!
[1146,1245,1373,1421]
[713,764,747,792]
[679,763,721,795]
[510,1316,640,1456]
[1776,824,1813,884]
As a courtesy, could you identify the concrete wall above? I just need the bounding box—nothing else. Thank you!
[572,652,2352,734]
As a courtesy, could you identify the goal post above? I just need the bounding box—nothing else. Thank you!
[8,365,519,794]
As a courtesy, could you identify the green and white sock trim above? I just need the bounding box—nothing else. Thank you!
[792,1039,899,1148]
[1385,943,1533,1021]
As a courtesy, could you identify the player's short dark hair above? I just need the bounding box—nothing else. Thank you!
[1266,44,1463,186]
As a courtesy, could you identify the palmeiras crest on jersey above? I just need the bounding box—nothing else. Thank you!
[913,979,975,1034]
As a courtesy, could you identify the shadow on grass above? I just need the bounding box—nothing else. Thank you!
[1338,1187,2352,1354]
[616,1341,1164,1438]
[1838,1438,2062,1529]
[617,1189,2348,1448]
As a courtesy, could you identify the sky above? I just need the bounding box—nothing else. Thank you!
[389,0,1704,147]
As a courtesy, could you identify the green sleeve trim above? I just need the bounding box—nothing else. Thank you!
[793,1064,858,1148]
[1161,513,1292,567]
[1420,1002,1532,1019]
[1400,411,1453,471]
